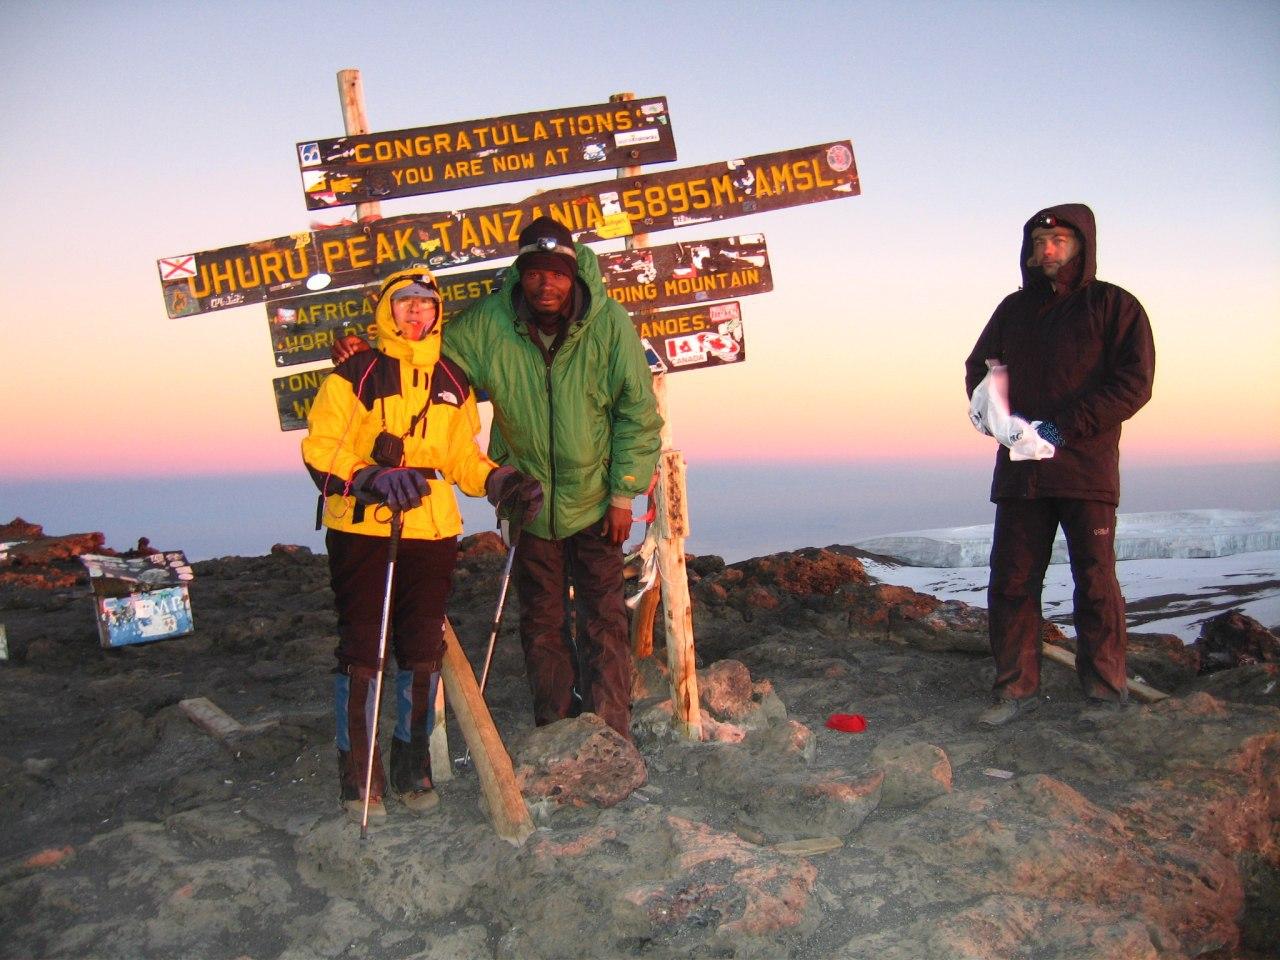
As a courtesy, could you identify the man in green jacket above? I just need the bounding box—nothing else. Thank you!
[446,217,662,739]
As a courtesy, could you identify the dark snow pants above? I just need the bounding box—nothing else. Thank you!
[327,530,455,799]
[514,518,633,739]
[326,529,456,674]
[987,498,1129,702]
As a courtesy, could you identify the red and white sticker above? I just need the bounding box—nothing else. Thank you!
[158,255,196,281]
[826,143,853,172]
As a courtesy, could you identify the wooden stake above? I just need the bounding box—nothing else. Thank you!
[630,574,661,658]
[440,619,534,846]
[611,91,702,740]
[1041,642,1169,703]
[336,69,382,223]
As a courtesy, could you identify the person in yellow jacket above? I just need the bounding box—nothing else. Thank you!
[302,266,541,822]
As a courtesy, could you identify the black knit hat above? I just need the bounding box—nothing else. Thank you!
[515,216,577,279]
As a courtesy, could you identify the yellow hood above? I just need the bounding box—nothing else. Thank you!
[374,266,444,368]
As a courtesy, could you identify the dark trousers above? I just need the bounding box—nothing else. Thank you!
[327,530,456,799]
[514,518,632,738]
[988,498,1128,701]
[326,529,457,673]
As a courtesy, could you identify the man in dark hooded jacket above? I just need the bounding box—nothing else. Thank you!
[965,203,1155,726]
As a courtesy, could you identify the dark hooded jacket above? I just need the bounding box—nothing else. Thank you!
[964,203,1155,505]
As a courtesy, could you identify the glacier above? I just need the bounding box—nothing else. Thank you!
[852,510,1280,642]
[853,509,1280,568]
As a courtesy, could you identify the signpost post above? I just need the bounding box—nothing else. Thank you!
[612,91,702,741]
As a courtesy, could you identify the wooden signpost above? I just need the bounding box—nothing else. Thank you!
[160,73,861,820]
[298,97,675,209]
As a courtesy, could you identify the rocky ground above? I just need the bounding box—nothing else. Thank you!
[1,519,1278,960]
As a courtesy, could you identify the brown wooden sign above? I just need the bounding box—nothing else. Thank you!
[269,235,771,367]
[160,141,856,318]
[631,302,746,375]
[274,367,328,431]
[297,97,676,209]
[273,298,750,429]
[268,266,505,366]
[268,288,378,367]
[601,234,771,312]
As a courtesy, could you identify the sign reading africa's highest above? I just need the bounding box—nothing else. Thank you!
[298,97,676,209]
[159,142,857,318]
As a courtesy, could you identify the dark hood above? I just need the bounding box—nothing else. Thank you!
[1019,202,1096,293]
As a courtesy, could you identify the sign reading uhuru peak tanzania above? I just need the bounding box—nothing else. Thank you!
[268,234,771,368]
[158,141,855,318]
[297,97,676,209]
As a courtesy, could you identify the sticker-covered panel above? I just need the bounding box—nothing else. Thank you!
[268,237,769,367]
[632,302,747,375]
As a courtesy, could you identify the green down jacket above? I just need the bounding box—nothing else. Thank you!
[444,241,662,540]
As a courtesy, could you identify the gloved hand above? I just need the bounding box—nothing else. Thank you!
[354,466,429,512]
[485,466,544,523]
[331,335,371,366]
[1034,420,1065,448]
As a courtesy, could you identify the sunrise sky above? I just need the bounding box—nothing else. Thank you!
[3,0,1277,485]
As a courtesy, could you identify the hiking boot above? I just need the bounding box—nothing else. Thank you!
[389,735,440,814]
[977,695,1041,728]
[397,788,440,814]
[343,795,387,823]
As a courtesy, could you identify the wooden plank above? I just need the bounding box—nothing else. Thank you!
[772,837,844,856]
[630,572,661,659]
[440,619,534,846]
[158,141,857,318]
[1041,642,1169,703]
[429,681,452,784]
[296,97,677,209]
[179,697,243,739]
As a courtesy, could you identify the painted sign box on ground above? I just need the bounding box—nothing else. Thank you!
[298,97,676,209]
[160,141,856,318]
[81,552,196,648]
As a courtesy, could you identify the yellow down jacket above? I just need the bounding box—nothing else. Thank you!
[301,267,496,540]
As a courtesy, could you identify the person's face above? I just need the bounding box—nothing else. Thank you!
[391,296,438,340]
[520,269,574,318]
[1029,226,1079,280]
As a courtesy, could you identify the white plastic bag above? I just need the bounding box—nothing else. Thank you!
[969,360,1054,461]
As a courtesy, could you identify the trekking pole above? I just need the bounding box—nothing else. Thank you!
[361,510,403,838]
[456,505,525,771]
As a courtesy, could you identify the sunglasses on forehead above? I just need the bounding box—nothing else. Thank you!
[380,272,438,295]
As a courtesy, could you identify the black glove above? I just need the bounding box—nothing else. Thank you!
[1036,420,1065,447]
[354,466,429,512]
[485,466,544,523]
[1013,414,1066,449]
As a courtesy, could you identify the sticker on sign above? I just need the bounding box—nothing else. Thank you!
[615,128,661,148]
